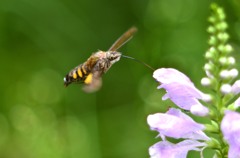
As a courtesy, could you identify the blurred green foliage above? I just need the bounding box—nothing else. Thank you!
[0,0,240,157]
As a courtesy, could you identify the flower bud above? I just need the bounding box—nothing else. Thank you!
[217,8,225,20]
[205,122,219,133]
[220,84,232,94]
[225,44,233,53]
[201,77,212,87]
[208,36,217,45]
[205,47,218,61]
[219,70,230,79]
[205,51,214,60]
[217,33,229,42]
[204,63,215,72]
[219,57,228,66]
[202,94,213,103]
[208,16,217,23]
[229,69,238,78]
[228,56,235,65]
[206,138,221,149]
[220,45,233,55]
[216,21,227,31]
[207,26,216,34]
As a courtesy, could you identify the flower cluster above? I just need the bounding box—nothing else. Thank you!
[147,3,240,158]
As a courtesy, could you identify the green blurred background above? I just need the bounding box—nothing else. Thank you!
[0,0,240,157]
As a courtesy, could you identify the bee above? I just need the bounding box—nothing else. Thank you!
[64,27,138,92]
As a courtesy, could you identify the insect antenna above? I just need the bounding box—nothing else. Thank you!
[121,55,155,71]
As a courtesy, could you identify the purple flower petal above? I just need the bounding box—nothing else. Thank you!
[234,97,240,109]
[221,111,240,158]
[160,82,203,100]
[149,140,206,158]
[153,68,209,116]
[161,82,208,116]
[153,68,194,85]
[231,80,240,95]
[147,108,209,140]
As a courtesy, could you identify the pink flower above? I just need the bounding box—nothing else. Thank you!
[147,108,209,158]
[234,97,240,109]
[221,111,240,158]
[231,80,240,94]
[149,140,206,158]
[147,108,209,140]
[153,68,209,116]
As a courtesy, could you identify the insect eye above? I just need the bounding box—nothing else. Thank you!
[64,75,70,87]
[110,55,117,60]
[109,52,120,60]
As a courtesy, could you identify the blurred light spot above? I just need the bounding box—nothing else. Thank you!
[234,21,240,40]
[138,75,170,112]
[29,69,63,105]
[0,114,9,147]
[4,81,29,108]
[138,75,155,98]
[138,75,161,105]
[9,105,39,133]
[37,107,57,127]
[145,0,197,25]
[61,116,90,157]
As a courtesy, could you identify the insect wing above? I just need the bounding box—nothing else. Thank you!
[82,71,103,93]
[108,26,137,51]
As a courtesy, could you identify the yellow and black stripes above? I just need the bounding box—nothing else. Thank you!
[84,73,93,84]
[72,64,88,79]
[77,67,83,78]
[66,64,93,85]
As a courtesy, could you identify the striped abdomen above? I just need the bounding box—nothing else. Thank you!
[64,63,91,87]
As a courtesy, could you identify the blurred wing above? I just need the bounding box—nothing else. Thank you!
[82,71,103,93]
[108,26,137,51]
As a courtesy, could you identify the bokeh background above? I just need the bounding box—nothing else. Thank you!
[0,0,240,157]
